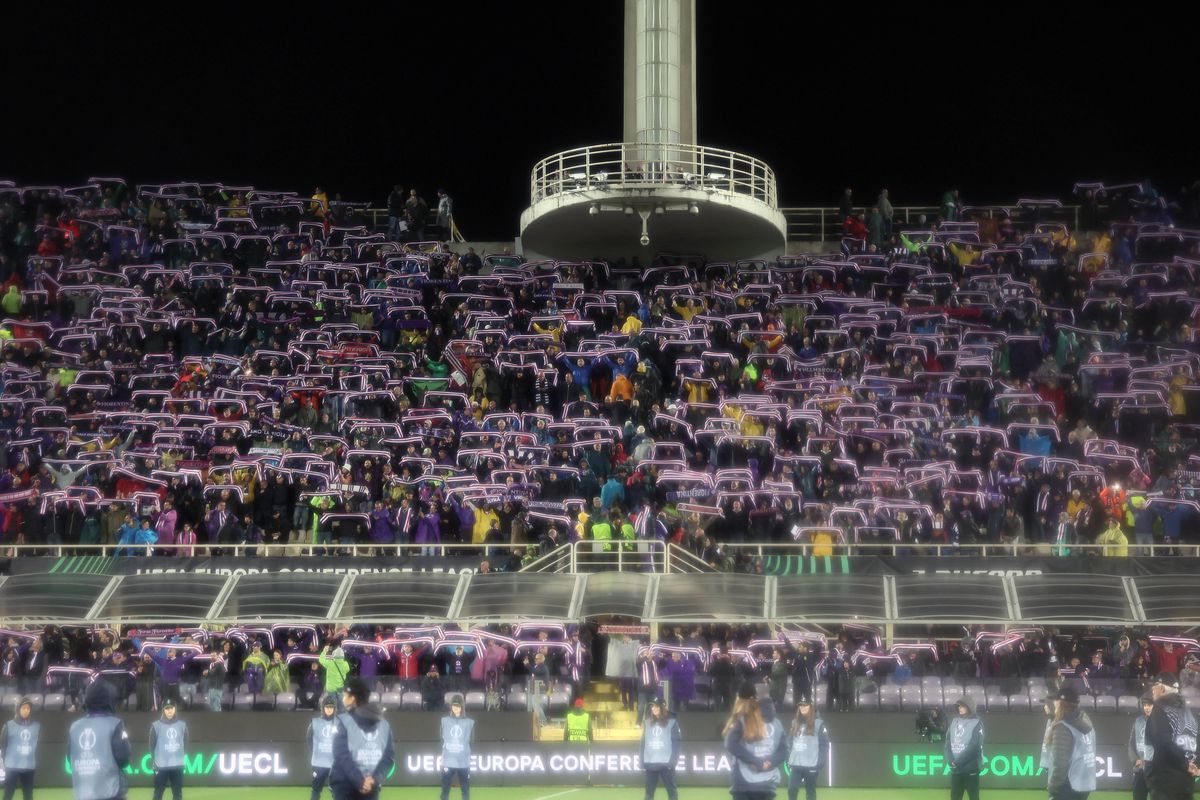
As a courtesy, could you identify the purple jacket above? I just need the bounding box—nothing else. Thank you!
[150,651,195,685]
[156,509,178,545]
[415,514,441,544]
[369,510,395,544]
[664,657,696,702]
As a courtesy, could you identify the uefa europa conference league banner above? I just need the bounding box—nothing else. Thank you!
[0,712,1159,789]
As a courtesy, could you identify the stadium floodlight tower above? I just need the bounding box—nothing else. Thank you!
[519,0,787,262]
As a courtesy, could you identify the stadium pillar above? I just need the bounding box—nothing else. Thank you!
[623,0,697,159]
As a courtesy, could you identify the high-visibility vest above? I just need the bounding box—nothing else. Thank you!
[566,712,591,742]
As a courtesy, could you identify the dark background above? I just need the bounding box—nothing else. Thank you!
[3,4,1196,239]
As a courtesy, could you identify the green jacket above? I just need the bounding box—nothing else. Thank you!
[318,651,350,693]
[264,662,290,695]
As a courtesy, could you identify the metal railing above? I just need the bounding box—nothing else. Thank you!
[710,541,1195,562]
[569,539,668,573]
[779,204,1082,243]
[528,141,779,208]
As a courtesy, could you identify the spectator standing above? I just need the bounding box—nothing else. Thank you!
[387,185,406,242]
[436,190,454,239]
[320,646,352,709]
[405,190,429,242]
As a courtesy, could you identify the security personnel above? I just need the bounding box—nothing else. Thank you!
[641,697,681,800]
[564,698,593,744]
[945,697,984,800]
[1045,687,1096,800]
[331,677,395,800]
[68,680,131,800]
[787,698,829,800]
[149,699,188,800]
[1129,693,1155,800]
[1145,672,1199,800]
[440,695,475,800]
[309,696,339,800]
[0,697,40,800]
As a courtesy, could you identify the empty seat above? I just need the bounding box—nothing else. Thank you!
[275,692,297,710]
[401,691,423,711]
[41,693,65,711]
[464,691,486,711]
[1094,695,1117,713]
[380,692,403,709]
[900,686,924,709]
[547,688,571,713]
[1007,694,1031,711]
[1117,695,1142,713]
[922,686,944,707]
[505,690,528,711]
[233,693,255,710]
[877,684,901,709]
[368,692,382,705]
[1075,694,1096,711]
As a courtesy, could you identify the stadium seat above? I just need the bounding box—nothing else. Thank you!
[1007,694,1031,711]
[275,692,297,710]
[1094,695,1117,713]
[900,685,923,709]
[42,693,66,710]
[464,691,486,711]
[233,693,255,710]
[1117,695,1141,713]
[505,689,528,711]
[877,684,901,709]
[983,687,1007,712]
[547,688,571,714]
[380,692,403,709]
[401,691,423,711]
[1075,694,1096,711]
[368,692,382,705]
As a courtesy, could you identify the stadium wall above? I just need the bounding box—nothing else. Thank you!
[3,711,1145,789]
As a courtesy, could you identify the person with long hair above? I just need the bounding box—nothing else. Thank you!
[1128,694,1154,800]
[1044,687,1096,800]
[945,697,984,800]
[723,683,788,800]
[641,697,681,800]
[786,698,829,800]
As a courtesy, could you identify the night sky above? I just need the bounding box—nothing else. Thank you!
[5,3,1196,239]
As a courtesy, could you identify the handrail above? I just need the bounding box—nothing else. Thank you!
[712,541,1195,559]
[779,204,1083,243]
[518,544,574,573]
[527,141,779,209]
[7,539,1185,567]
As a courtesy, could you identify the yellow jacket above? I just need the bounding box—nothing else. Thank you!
[811,530,834,558]
[472,506,499,544]
[1096,527,1129,557]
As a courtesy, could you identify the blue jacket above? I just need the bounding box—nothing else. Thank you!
[600,478,625,511]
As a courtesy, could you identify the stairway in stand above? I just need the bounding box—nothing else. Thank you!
[534,678,643,742]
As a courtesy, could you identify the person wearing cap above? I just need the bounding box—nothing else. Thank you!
[1129,693,1155,800]
[1043,686,1096,800]
[320,644,351,710]
[308,695,339,800]
[68,679,131,800]
[149,699,188,800]
[641,696,681,800]
[786,697,829,800]
[0,697,39,800]
[945,697,984,800]
[723,681,787,800]
[565,698,593,745]
[1145,671,1200,799]
[440,695,475,800]
[331,677,394,800]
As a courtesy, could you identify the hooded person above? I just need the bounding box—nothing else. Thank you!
[1129,692,1155,800]
[0,696,39,800]
[330,677,394,800]
[1044,687,1096,800]
[439,694,475,800]
[320,645,352,707]
[149,699,188,800]
[68,679,131,800]
[1145,671,1199,800]
[642,696,682,800]
[309,695,339,800]
[945,696,984,800]
[723,682,788,800]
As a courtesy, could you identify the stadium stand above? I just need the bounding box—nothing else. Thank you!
[1,177,1199,737]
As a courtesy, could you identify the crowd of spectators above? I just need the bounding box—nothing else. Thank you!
[0,177,1198,568]
[3,621,1197,716]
